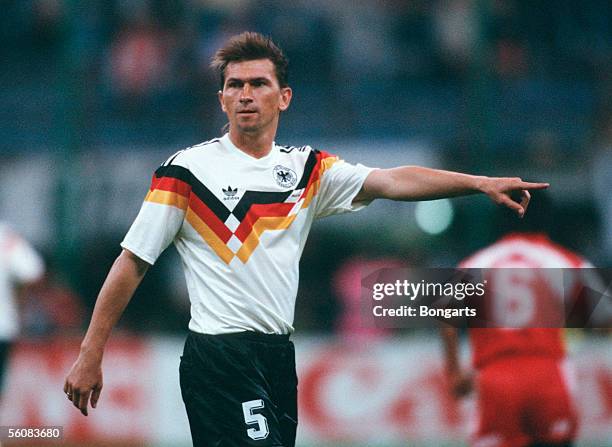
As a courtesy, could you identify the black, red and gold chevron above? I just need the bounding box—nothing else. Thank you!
[144,150,338,264]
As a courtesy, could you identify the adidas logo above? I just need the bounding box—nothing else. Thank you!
[222,186,239,200]
[223,186,237,196]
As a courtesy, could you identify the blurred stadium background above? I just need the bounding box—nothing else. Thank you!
[0,0,611,446]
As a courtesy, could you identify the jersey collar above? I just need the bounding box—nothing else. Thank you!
[221,133,277,165]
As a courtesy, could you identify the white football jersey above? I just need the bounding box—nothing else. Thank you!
[122,134,374,334]
[0,223,44,340]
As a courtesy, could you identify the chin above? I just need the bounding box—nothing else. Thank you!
[236,126,260,134]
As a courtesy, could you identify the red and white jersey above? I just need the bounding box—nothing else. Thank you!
[0,223,44,340]
[122,134,374,335]
[459,233,590,369]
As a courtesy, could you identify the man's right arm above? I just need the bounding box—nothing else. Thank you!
[64,249,149,416]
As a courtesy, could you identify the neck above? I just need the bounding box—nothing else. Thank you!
[228,125,277,159]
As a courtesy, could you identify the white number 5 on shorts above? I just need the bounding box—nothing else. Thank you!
[242,399,270,440]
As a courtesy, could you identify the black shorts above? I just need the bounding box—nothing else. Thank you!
[0,341,12,393]
[179,331,298,447]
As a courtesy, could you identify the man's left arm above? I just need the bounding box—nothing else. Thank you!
[354,166,549,217]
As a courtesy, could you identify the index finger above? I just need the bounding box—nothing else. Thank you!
[517,181,549,190]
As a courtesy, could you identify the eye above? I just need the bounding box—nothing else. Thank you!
[252,80,266,87]
[227,80,242,89]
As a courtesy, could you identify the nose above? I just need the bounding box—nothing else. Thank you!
[239,84,253,103]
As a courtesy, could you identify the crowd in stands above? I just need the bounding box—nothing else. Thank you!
[1,0,611,149]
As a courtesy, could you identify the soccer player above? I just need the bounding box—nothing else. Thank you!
[0,223,45,407]
[64,32,548,446]
[441,200,596,447]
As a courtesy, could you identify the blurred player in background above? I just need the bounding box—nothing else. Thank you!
[0,222,45,414]
[64,32,549,447]
[441,194,604,447]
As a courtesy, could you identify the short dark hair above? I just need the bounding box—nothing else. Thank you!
[211,32,289,90]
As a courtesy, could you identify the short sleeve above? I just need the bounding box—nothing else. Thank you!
[314,152,375,219]
[121,155,192,265]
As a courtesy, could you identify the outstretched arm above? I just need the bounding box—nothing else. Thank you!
[64,249,149,416]
[355,166,549,217]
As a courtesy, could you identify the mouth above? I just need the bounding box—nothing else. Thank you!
[237,110,257,115]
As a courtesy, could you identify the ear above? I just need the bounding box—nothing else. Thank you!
[278,87,292,112]
[218,90,226,112]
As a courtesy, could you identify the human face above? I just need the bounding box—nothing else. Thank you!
[218,59,292,136]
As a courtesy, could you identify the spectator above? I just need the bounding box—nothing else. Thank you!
[0,223,44,405]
